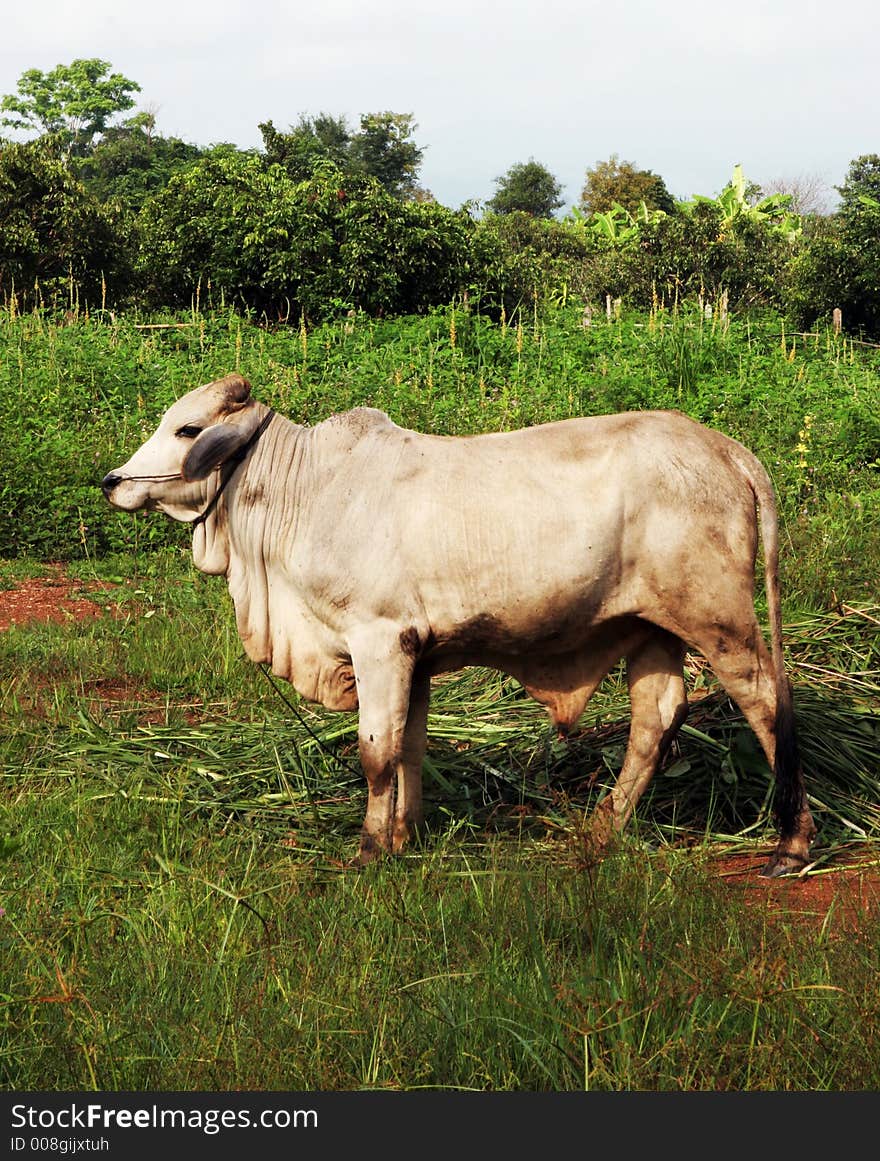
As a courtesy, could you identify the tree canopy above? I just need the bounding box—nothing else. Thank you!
[0,137,128,301]
[486,159,565,218]
[136,154,472,318]
[259,111,423,198]
[581,155,676,216]
[76,114,204,212]
[836,153,880,221]
[0,58,140,156]
[1,56,878,336]
[259,114,351,182]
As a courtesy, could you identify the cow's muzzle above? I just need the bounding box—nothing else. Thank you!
[101,472,123,497]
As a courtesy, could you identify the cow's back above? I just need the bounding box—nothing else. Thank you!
[295,408,761,642]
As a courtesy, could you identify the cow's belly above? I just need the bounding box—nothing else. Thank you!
[421,563,633,656]
[423,603,636,673]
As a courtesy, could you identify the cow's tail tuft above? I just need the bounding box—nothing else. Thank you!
[746,454,803,837]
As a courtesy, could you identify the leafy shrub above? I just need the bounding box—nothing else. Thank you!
[784,171,880,338]
[136,156,475,320]
[576,203,795,311]
[0,138,130,308]
[470,211,593,319]
[76,122,205,214]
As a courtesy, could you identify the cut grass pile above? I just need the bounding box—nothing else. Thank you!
[4,577,874,858]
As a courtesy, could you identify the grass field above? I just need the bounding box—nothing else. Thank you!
[1,301,879,1090]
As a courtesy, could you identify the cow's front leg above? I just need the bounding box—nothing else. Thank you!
[394,670,430,853]
[351,630,426,865]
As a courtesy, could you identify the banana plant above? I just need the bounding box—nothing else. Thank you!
[569,200,663,247]
[689,164,801,240]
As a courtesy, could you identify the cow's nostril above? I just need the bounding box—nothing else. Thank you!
[101,472,122,495]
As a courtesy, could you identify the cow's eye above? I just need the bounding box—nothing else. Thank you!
[176,425,202,439]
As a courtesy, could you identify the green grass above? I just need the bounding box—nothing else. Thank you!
[3,804,880,1091]
[1,557,879,1091]
[1,302,878,607]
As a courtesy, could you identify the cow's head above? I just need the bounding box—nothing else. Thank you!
[102,373,267,522]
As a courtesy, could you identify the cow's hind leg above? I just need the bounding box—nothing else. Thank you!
[589,630,688,849]
[692,625,815,875]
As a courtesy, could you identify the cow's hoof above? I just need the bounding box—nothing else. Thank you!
[574,815,617,870]
[760,850,811,878]
[584,800,615,846]
[356,833,389,867]
[391,826,416,855]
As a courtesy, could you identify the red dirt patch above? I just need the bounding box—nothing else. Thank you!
[711,848,880,933]
[0,564,115,631]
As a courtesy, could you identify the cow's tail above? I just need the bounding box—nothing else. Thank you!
[744,456,803,836]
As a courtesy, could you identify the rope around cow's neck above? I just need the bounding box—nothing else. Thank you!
[191,409,276,527]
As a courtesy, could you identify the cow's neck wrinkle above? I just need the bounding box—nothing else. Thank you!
[190,411,304,571]
[199,414,312,668]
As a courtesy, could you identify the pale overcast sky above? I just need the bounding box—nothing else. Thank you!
[2,0,878,211]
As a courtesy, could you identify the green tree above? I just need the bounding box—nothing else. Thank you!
[836,153,880,219]
[259,111,423,198]
[687,165,798,239]
[0,138,129,305]
[581,155,675,216]
[0,59,141,157]
[259,114,351,182]
[486,159,565,218]
[136,155,470,318]
[838,157,880,333]
[77,113,203,212]
[786,155,880,336]
[348,112,423,199]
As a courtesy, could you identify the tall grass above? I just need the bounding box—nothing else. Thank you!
[1,558,879,1090]
[1,301,878,607]
[3,801,880,1091]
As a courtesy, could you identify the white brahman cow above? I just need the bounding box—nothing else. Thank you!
[102,373,816,875]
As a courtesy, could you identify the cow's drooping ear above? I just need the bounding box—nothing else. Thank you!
[182,423,253,481]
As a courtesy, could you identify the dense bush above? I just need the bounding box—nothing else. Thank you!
[136,156,475,320]
[1,115,878,336]
[0,139,130,308]
[77,121,204,213]
[786,157,880,337]
[470,211,594,318]
[563,202,796,313]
